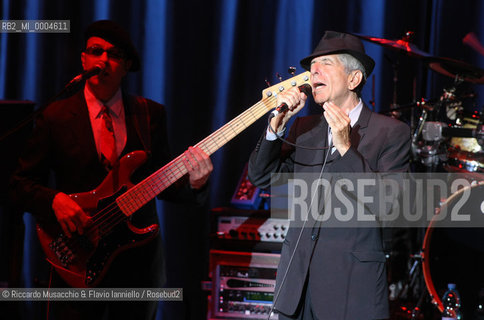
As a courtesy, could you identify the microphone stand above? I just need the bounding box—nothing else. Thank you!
[0,74,89,143]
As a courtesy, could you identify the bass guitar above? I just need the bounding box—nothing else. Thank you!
[37,72,311,287]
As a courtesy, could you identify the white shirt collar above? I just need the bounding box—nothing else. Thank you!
[328,99,363,153]
[84,84,123,118]
[347,98,363,127]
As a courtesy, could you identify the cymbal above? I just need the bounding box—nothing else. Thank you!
[426,57,484,84]
[352,33,431,58]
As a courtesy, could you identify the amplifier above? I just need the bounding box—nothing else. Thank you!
[217,215,289,242]
[208,250,280,320]
[211,208,289,252]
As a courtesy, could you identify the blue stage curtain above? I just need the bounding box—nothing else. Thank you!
[1,0,484,319]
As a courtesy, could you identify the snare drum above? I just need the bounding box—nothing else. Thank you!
[422,183,484,318]
[447,115,484,172]
[450,115,481,153]
[446,147,484,172]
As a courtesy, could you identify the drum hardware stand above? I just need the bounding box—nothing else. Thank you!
[395,251,431,319]
[476,110,484,148]
[407,252,427,320]
[411,100,433,167]
[385,54,402,119]
[440,77,465,125]
[412,99,430,145]
[410,77,417,139]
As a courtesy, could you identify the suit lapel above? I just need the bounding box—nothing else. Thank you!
[313,116,329,150]
[67,91,99,162]
[299,115,330,165]
[124,94,151,154]
[350,104,371,151]
[69,92,152,163]
[319,117,333,161]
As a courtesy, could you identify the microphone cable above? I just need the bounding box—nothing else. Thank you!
[266,118,332,319]
[267,114,333,151]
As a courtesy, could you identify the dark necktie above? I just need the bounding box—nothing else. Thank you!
[100,105,117,168]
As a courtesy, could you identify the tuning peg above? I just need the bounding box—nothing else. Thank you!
[403,31,415,42]
[276,72,283,82]
[264,78,271,87]
[288,67,296,75]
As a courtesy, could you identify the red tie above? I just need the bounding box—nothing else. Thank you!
[100,105,117,168]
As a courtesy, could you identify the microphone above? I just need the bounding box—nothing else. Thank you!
[61,63,106,95]
[270,83,312,118]
[80,65,104,80]
[68,64,105,85]
[422,121,484,143]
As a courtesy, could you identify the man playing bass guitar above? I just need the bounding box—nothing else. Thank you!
[9,20,212,320]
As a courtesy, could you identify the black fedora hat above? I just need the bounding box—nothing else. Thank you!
[84,20,140,72]
[300,31,375,76]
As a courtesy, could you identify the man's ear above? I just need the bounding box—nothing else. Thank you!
[348,70,363,91]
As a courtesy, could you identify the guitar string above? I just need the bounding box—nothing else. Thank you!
[57,97,278,253]
[85,149,192,226]
[53,92,289,258]
[61,152,197,251]
[195,97,276,154]
[50,79,309,284]
[56,99,274,252]
[60,202,121,251]
[58,154,200,250]
[91,94,277,229]
[93,100,273,237]
[97,95,280,236]
[65,153,194,250]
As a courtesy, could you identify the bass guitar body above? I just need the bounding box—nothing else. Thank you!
[36,151,159,288]
[35,71,311,288]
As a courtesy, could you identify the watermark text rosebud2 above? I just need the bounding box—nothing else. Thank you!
[269,172,483,228]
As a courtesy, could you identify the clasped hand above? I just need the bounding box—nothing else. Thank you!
[323,102,351,156]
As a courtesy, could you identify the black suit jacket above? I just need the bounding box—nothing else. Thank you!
[248,104,411,319]
[9,89,207,291]
[10,90,204,222]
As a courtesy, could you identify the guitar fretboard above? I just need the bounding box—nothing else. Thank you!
[116,71,310,216]
[116,96,277,216]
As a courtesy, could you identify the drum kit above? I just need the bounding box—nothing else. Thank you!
[355,31,484,173]
[355,32,484,319]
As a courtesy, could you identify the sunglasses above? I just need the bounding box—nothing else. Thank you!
[84,46,125,60]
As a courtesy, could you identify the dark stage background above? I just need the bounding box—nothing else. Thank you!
[1,0,484,319]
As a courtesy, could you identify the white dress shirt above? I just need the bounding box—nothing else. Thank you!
[84,85,127,160]
[266,99,364,152]
[328,99,363,153]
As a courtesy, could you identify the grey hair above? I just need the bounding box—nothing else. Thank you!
[337,53,367,96]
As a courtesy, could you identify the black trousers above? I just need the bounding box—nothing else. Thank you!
[48,232,164,320]
[277,274,316,320]
[277,275,389,320]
